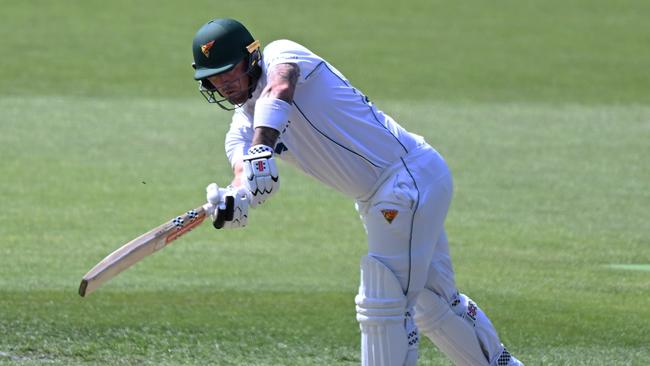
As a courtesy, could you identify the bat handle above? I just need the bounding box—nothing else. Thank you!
[202,202,215,216]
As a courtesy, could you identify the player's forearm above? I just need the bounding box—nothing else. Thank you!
[252,126,280,148]
[233,63,295,201]
[250,63,298,148]
[261,63,299,103]
[231,161,245,187]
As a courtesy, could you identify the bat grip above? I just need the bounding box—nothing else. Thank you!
[202,202,215,216]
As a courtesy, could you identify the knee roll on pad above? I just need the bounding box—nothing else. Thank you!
[414,289,489,366]
[355,255,418,366]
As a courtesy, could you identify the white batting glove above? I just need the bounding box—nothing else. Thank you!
[206,183,249,229]
[242,144,280,207]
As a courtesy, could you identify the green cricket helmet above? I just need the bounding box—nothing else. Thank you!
[192,18,262,110]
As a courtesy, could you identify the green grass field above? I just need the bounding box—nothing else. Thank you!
[1,1,649,365]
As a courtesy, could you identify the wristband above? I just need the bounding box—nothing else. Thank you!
[253,97,291,133]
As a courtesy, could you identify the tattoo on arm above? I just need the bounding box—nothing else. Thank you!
[260,63,300,103]
[250,63,298,147]
[251,126,280,149]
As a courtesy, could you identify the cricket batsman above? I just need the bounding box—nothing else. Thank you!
[192,18,524,366]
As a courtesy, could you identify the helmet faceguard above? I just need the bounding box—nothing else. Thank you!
[192,41,262,110]
[191,19,262,110]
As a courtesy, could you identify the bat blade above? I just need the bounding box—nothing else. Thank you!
[79,203,212,297]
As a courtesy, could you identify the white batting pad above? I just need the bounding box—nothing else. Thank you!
[355,255,417,366]
[414,289,489,366]
[449,293,504,364]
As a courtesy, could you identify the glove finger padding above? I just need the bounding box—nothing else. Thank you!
[213,195,235,229]
[206,183,250,230]
[206,183,222,205]
[221,187,249,229]
[243,145,280,208]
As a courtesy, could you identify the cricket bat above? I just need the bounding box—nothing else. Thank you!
[78,202,214,297]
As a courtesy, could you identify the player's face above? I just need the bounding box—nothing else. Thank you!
[207,60,250,105]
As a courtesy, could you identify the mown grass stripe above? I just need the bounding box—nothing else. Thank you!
[606,264,650,272]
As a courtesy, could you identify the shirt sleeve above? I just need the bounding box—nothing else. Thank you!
[225,108,254,168]
[262,40,325,84]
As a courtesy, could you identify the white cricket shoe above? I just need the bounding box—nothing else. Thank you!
[494,348,524,366]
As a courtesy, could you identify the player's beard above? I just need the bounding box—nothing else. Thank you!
[225,87,249,105]
[217,74,253,106]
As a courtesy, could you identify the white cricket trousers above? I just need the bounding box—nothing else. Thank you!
[355,143,455,310]
[355,143,516,366]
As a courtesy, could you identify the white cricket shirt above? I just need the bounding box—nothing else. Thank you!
[225,40,425,198]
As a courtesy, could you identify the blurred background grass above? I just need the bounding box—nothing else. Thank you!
[2,0,649,103]
[1,0,649,365]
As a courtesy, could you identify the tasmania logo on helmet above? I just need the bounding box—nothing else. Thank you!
[201,40,215,58]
